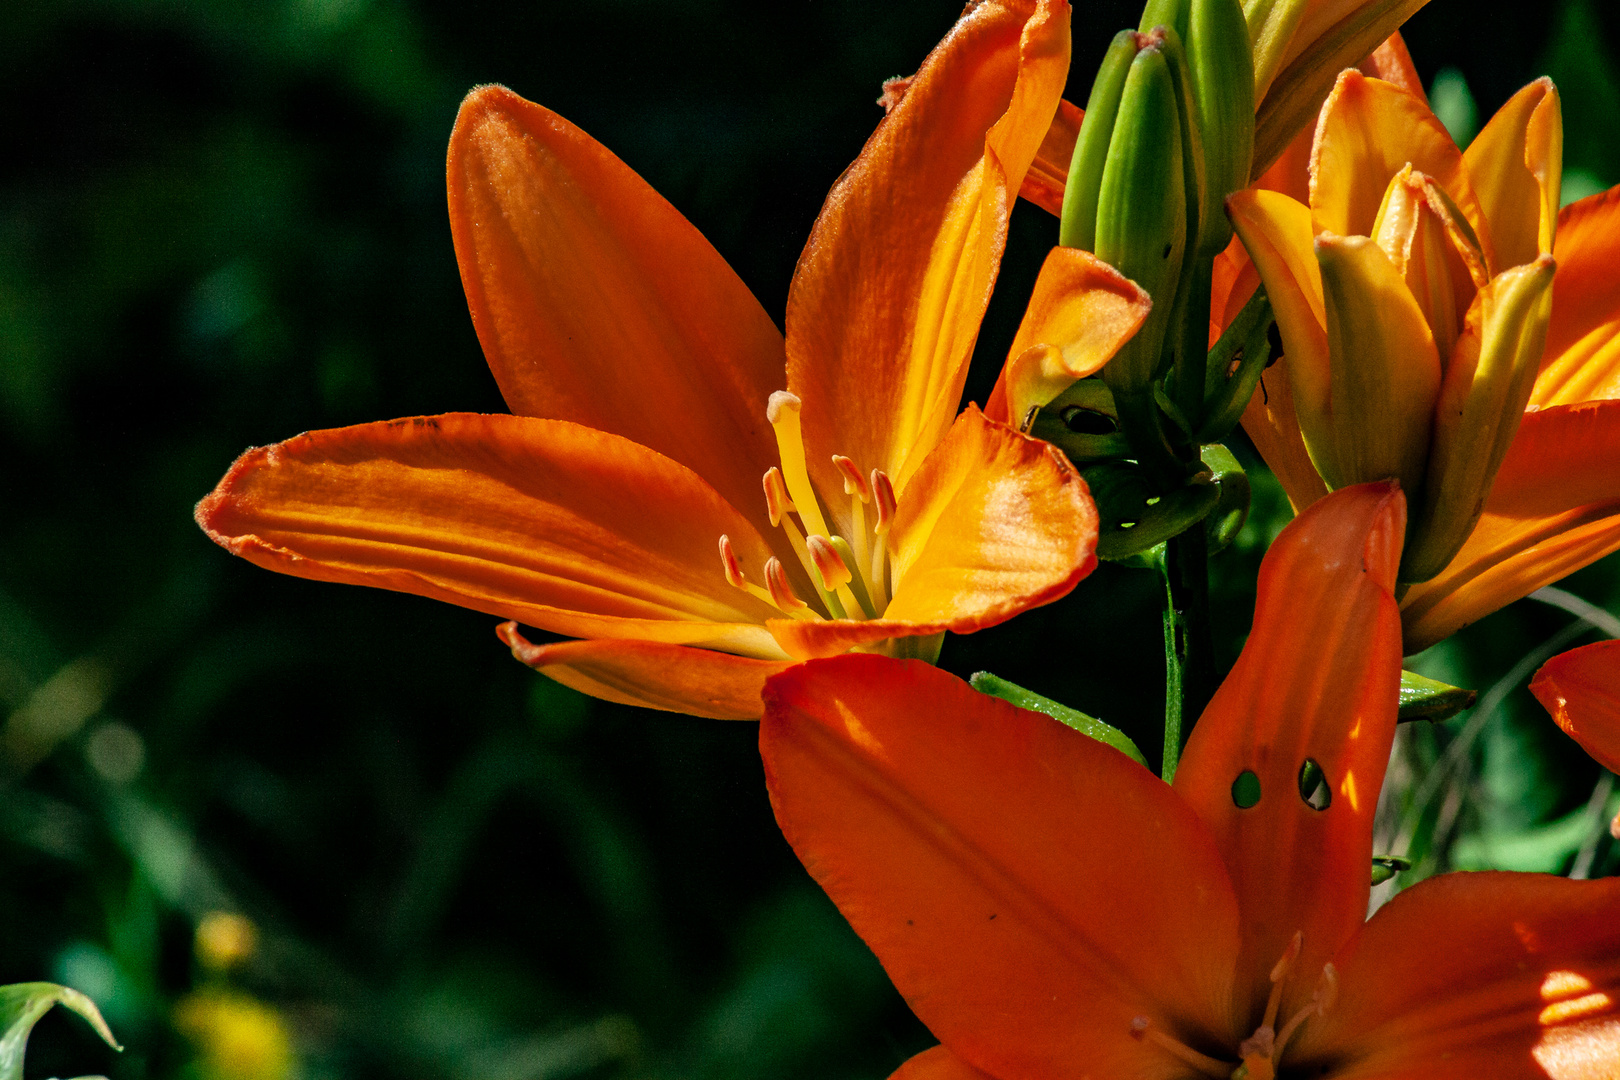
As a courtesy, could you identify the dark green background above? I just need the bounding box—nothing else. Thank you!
[3,1,1618,1077]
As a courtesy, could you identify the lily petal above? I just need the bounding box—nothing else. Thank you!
[988,246,1153,426]
[1310,70,1492,266]
[1018,97,1083,218]
[1241,365,1332,512]
[1357,30,1426,102]
[195,413,787,656]
[761,656,1241,1078]
[786,0,1070,501]
[1464,78,1563,273]
[1534,185,1620,407]
[1298,871,1620,1078]
[1406,257,1556,582]
[496,624,791,720]
[1174,482,1405,1026]
[1252,0,1431,177]
[1316,232,1441,494]
[1400,400,1620,650]
[765,408,1097,659]
[446,85,786,540]
[1530,641,1620,776]
[887,1046,996,1080]
[1227,189,1333,473]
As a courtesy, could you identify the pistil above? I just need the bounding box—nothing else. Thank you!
[720,391,901,625]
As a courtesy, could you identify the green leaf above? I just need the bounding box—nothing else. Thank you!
[969,673,1149,768]
[1398,669,1477,723]
[0,983,120,1080]
[1370,855,1411,886]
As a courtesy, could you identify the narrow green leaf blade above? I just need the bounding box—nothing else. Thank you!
[970,673,1149,768]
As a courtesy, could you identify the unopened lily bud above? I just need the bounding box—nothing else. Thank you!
[1184,0,1254,252]
[1140,0,1251,254]
[1094,38,1188,397]
[1404,256,1556,582]
[1315,232,1440,498]
[1060,30,1142,253]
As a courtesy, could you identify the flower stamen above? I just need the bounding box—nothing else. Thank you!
[869,469,897,610]
[764,557,819,620]
[833,455,871,580]
[807,535,861,620]
[1129,1017,1231,1079]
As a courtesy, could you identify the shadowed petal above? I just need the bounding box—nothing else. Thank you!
[196,413,786,656]
[1531,641,1620,776]
[497,625,791,720]
[761,656,1240,1079]
[1241,365,1332,513]
[1535,185,1620,407]
[1018,97,1083,218]
[787,0,1070,502]
[1400,400,1620,650]
[1175,482,1406,1029]
[887,1046,996,1080]
[1296,872,1620,1079]
[765,408,1097,659]
[1227,189,1333,476]
[1310,71,1491,264]
[447,85,786,541]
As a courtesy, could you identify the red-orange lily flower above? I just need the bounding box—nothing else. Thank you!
[763,482,1620,1080]
[1532,639,1620,798]
[195,0,1103,720]
[1228,67,1620,652]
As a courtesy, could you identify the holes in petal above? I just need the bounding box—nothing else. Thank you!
[1060,405,1118,436]
[1298,758,1331,811]
[1232,769,1262,808]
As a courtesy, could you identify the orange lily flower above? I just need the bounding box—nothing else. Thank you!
[195,0,1100,720]
[1532,639,1620,793]
[1228,68,1620,650]
[763,481,1620,1080]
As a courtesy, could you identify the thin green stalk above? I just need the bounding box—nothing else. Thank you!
[1160,554,1185,782]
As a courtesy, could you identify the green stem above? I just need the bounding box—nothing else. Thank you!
[1168,525,1215,725]
[1160,555,1184,782]
[1176,256,1214,432]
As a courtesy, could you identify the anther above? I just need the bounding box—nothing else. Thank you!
[833,456,870,502]
[764,557,812,615]
[871,470,897,534]
[718,535,748,590]
[1129,1017,1231,1078]
[763,467,795,527]
[807,535,854,591]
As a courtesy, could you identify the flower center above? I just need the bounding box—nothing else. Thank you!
[1129,932,1338,1079]
[717,391,896,622]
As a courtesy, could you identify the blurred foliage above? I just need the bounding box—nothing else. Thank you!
[1,0,1618,1078]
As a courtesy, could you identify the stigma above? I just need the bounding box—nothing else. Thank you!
[717,392,897,622]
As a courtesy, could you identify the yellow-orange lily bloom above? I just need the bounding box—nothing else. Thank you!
[1228,69,1620,650]
[763,482,1620,1080]
[196,0,1100,720]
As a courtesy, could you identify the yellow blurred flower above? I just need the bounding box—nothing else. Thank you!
[173,990,294,1080]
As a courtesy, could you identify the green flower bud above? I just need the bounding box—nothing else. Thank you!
[1059,30,1140,252]
[1185,0,1255,253]
[1094,40,1188,398]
